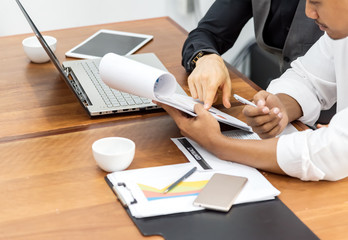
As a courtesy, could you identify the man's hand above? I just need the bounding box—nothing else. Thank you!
[243,91,289,139]
[156,101,221,148]
[188,54,232,110]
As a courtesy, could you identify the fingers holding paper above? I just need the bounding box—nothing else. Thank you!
[156,101,221,148]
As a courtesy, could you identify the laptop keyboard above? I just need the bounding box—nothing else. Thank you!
[81,61,152,108]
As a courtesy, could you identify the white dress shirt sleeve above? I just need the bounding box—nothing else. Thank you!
[266,34,348,181]
[277,108,348,181]
[268,34,337,126]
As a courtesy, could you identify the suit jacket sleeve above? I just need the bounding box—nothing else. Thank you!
[182,0,253,72]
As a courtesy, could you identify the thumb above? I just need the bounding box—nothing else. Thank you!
[253,90,269,107]
[194,103,207,116]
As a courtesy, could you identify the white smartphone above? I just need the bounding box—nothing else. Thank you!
[193,173,248,212]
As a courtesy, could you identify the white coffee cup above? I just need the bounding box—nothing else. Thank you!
[92,137,135,172]
[22,35,57,63]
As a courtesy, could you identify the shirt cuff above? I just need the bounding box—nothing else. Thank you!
[267,73,321,126]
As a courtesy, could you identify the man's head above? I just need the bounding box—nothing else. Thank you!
[306,0,348,39]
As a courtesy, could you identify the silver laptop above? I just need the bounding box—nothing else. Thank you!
[16,0,186,117]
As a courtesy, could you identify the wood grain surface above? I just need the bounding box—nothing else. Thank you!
[0,17,346,240]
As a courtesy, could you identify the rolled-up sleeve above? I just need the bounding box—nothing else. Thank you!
[267,34,337,126]
[267,34,348,181]
[277,108,348,181]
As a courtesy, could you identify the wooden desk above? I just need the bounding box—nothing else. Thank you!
[0,17,255,142]
[0,17,347,240]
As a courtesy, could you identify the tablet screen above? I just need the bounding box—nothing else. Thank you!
[65,30,153,59]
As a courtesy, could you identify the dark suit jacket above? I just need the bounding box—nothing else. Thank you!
[182,0,323,73]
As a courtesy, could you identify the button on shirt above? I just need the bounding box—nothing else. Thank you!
[267,34,348,181]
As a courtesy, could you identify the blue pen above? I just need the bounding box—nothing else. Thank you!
[164,167,197,193]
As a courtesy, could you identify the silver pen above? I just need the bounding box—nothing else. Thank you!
[233,94,257,107]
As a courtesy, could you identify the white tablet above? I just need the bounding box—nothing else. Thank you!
[65,29,153,59]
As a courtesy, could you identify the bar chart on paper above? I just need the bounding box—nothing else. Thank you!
[138,180,208,201]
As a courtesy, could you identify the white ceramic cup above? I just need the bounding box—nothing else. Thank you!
[92,137,135,172]
[22,35,57,63]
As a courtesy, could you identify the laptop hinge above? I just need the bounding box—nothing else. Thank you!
[64,67,92,107]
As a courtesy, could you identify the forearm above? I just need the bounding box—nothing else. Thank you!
[160,102,284,175]
[201,133,284,175]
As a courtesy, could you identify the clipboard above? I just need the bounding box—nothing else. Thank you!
[105,177,319,240]
[103,163,281,218]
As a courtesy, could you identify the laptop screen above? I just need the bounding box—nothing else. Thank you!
[15,0,67,79]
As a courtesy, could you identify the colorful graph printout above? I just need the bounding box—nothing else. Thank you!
[138,180,208,201]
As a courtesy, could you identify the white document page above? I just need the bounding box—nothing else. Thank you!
[99,53,252,131]
[172,130,260,171]
[100,53,177,100]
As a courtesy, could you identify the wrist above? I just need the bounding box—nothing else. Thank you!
[195,53,221,67]
[276,93,302,122]
[189,50,218,71]
[201,131,226,155]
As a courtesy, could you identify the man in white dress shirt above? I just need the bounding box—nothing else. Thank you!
[156,0,348,181]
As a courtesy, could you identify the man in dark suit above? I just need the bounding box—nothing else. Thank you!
[182,0,323,110]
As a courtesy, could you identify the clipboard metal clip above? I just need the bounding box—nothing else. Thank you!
[112,182,138,207]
